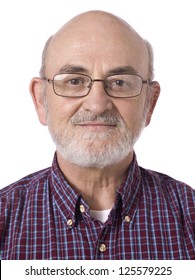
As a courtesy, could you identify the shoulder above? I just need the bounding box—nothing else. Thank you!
[0,167,51,201]
[141,167,195,195]
[140,166,195,217]
[0,167,51,245]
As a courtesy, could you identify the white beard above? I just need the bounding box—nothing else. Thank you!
[47,111,146,168]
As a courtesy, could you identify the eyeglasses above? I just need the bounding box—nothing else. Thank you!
[43,73,150,98]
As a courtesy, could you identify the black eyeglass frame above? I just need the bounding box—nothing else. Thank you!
[42,73,151,99]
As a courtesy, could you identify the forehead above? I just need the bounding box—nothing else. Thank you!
[46,13,149,77]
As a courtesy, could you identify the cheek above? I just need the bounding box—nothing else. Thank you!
[46,95,82,127]
[115,99,146,129]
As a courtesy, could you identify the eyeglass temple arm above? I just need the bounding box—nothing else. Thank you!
[42,77,53,83]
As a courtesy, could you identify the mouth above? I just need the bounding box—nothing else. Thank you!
[76,121,117,130]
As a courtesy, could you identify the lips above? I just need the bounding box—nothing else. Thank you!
[76,121,117,130]
[77,121,116,126]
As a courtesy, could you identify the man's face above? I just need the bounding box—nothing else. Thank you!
[33,13,159,168]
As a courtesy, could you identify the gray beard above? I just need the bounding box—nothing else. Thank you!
[47,111,146,168]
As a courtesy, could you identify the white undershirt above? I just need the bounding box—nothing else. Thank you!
[90,209,111,223]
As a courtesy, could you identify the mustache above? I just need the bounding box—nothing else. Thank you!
[70,111,123,126]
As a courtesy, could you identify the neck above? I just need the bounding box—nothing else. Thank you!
[57,151,133,210]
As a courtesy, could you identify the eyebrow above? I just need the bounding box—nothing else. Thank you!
[57,64,87,74]
[56,64,139,76]
[107,66,139,76]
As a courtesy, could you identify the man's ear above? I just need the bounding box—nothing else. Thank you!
[145,81,160,127]
[29,77,47,126]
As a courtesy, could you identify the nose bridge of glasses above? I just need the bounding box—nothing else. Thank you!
[88,78,106,89]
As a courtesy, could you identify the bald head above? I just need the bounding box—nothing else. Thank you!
[54,10,138,41]
[40,10,154,79]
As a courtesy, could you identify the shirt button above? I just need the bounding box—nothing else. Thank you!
[124,215,131,223]
[67,219,73,227]
[80,205,85,213]
[99,243,106,252]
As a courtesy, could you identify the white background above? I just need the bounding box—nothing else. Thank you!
[0,0,194,188]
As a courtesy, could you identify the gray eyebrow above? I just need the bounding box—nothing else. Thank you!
[56,64,139,76]
[57,64,88,74]
[107,66,139,76]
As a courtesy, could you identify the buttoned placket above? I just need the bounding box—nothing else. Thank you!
[77,200,114,258]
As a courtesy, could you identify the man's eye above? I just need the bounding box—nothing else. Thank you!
[110,79,130,89]
[68,78,82,85]
[114,80,126,87]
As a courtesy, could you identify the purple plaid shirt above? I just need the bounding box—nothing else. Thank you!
[0,153,195,259]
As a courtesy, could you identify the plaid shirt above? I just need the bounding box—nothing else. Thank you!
[0,153,195,259]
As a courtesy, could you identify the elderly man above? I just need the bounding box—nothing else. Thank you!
[0,10,194,260]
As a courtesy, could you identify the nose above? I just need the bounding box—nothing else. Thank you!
[82,80,113,115]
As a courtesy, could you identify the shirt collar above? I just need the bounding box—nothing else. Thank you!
[50,152,142,226]
[116,153,142,218]
[50,154,81,226]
